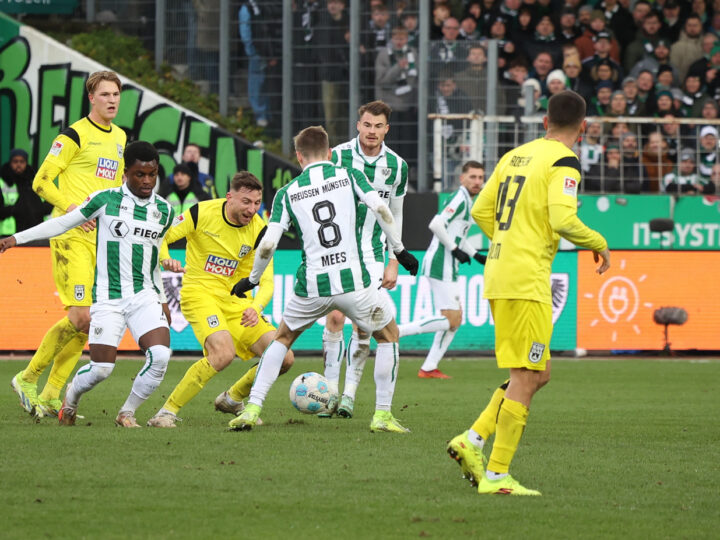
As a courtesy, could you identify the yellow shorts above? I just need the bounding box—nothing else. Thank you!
[490,298,552,371]
[50,236,95,308]
[181,289,275,360]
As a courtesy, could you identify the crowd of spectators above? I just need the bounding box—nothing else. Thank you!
[281,0,720,193]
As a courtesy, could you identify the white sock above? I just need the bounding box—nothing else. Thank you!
[420,329,456,372]
[343,332,370,400]
[322,329,344,390]
[468,428,485,449]
[374,342,399,411]
[486,471,508,481]
[248,341,288,407]
[120,345,171,414]
[66,361,115,408]
[398,316,450,337]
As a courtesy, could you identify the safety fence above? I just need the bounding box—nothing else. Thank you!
[429,114,720,192]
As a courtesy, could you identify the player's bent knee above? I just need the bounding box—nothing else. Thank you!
[69,309,91,334]
[280,350,295,374]
[92,363,115,381]
[147,345,172,376]
[325,310,345,331]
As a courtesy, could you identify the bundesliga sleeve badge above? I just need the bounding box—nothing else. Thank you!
[563,177,578,197]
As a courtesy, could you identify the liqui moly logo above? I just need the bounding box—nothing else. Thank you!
[96,157,119,180]
[204,255,239,276]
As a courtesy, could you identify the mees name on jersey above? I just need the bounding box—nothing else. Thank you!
[204,254,239,276]
[321,251,347,266]
[96,157,119,180]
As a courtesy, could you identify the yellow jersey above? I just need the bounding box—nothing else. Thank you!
[33,116,126,242]
[472,137,607,304]
[161,199,273,311]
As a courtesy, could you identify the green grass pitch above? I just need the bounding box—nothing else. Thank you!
[1,356,718,539]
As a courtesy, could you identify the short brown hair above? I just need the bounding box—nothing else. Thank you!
[547,90,586,129]
[294,126,329,158]
[230,171,262,192]
[357,100,392,122]
[86,71,122,94]
[462,160,484,173]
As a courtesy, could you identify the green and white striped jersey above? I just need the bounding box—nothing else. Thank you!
[332,138,408,262]
[270,161,374,297]
[79,184,174,302]
[421,185,473,281]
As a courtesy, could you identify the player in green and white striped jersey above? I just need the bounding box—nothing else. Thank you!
[398,161,486,378]
[323,101,409,418]
[226,126,419,433]
[0,142,174,428]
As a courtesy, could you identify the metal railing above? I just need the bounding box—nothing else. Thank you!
[429,114,720,194]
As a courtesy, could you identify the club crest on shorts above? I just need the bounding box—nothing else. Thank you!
[74,285,85,301]
[93,326,103,337]
[238,244,251,258]
[528,342,545,363]
[207,315,220,328]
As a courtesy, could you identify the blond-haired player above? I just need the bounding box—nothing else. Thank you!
[146,172,294,428]
[447,90,610,496]
[11,71,126,418]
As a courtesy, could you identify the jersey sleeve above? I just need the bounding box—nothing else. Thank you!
[393,159,409,198]
[547,155,582,209]
[268,185,292,230]
[79,190,112,220]
[159,204,197,261]
[440,191,466,224]
[471,171,499,240]
[251,258,274,313]
[349,167,374,198]
[32,129,82,212]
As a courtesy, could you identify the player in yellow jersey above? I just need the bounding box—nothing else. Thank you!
[11,71,126,418]
[146,172,294,428]
[447,91,611,496]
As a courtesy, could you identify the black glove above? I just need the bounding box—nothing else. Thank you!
[451,247,471,264]
[231,277,257,297]
[473,252,487,265]
[394,249,419,276]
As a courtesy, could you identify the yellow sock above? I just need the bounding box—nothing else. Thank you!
[39,331,88,401]
[487,398,529,474]
[164,358,218,414]
[22,317,80,384]
[470,379,509,440]
[228,364,258,402]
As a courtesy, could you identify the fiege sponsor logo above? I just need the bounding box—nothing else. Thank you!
[96,157,119,180]
[204,254,238,276]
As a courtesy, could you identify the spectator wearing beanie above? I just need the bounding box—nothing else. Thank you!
[0,148,52,235]
[158,163,211,215]
[575,10,621,64]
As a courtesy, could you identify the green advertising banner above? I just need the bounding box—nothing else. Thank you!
[578,195,673,249]
[673,196,720,249]
[162,250,578,353]
[0,0,77,14]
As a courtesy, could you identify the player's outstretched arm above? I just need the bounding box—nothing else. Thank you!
[11,208,88,247]
[232,223,283,297]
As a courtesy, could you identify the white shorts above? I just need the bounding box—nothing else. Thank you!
[367,260,384,289]
[429,277,462,312]
[89,289,168,347]
[283,286,394,333]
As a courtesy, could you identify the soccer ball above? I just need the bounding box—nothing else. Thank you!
[289,372,332,415]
